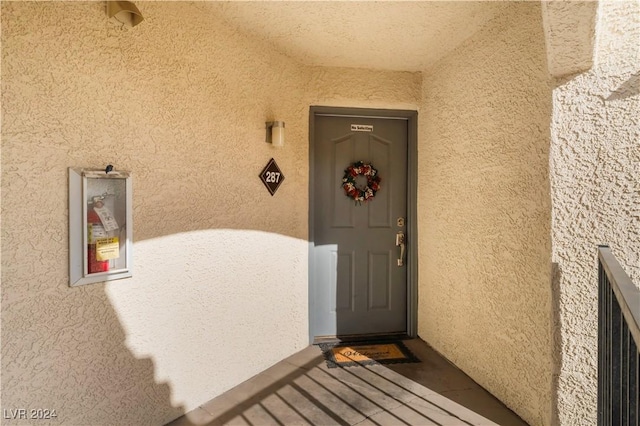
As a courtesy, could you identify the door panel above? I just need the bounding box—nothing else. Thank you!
[312,114,408,338]
[369,135,392,228]
[333,250,354,312]
[332,136,356,228]
[368,251,392,310]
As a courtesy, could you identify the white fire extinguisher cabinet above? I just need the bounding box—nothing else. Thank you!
[69,167,132,287]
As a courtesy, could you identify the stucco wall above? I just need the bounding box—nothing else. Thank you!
[306,66,421,110]
[541,1,598,79]
[1,2,421,424]
[417,3,553,425]
[550,1,640,424]
[1,2,309,424]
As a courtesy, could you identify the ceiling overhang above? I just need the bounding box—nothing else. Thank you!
[206,1,511,72]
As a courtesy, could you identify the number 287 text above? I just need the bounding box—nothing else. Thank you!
[265,172,281,183]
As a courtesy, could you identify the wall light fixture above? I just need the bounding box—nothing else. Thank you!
[266,121,285,147]
[107,1,144,27]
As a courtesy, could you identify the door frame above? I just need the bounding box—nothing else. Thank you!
[308,106,418,342]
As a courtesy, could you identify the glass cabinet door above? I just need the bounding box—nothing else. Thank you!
[69,168,132,286]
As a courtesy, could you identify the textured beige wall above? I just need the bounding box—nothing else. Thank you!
[1,2,421,424]
[307,66,421,110]
[417,3,553,425]
[541,1,598,78]
[1,2,309,424]
[550,1,640,424]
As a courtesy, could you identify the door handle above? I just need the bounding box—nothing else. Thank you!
[396,231,405,267]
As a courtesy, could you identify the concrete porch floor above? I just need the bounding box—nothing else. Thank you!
[167,338,529,426]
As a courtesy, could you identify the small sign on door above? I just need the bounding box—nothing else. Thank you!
[351,124,373,132]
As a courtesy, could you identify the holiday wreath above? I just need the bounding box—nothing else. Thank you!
[342,161,381,204]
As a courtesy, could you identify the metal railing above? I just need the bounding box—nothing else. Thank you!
[598,245,640,425]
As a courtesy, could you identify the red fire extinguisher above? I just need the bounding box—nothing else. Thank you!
[87,199,109,274]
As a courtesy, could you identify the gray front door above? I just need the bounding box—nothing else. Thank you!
[311,112,408,338]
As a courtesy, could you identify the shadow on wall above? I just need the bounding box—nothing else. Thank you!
[129,165,308,244]
[606,71,640,101]
[417,3,555,422]
[2,228,307,424]
[1,284,184,425]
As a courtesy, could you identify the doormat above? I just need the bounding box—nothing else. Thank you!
[319,341,419,368]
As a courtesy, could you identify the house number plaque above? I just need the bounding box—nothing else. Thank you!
[259,158,285,196]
